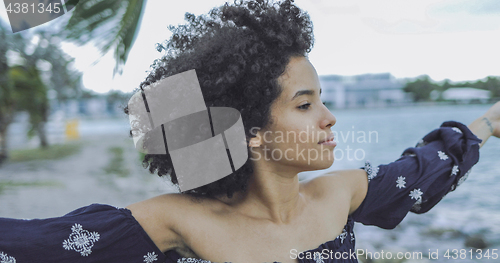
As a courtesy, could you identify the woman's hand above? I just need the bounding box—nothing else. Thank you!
[483,101,500,138]
[468,101,500,148]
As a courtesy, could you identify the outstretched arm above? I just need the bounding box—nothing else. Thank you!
[325,102,499,224]
[344,104,497,228]
[468,101,500,148]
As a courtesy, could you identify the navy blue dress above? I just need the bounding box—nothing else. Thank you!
[0,121,481,263]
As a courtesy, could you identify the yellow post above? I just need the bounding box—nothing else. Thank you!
[65,119,80,140]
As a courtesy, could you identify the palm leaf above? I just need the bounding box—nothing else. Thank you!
[63,0,147,74]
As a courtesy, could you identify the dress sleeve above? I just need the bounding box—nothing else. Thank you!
[0,204,166,263]
[350,121,481,229]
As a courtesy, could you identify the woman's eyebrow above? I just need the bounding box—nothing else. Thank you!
[291,89,322,101]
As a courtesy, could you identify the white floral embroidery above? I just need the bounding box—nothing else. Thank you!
[177,258,212,263]
[437,151,449,161]
[451,165,459,177]
[0,251,16,263]
[314,251,325,263]
[62,223,100,256]
[396,176,406,189]
[350,232,355,242]
[363,162,379,181]
[409,188,423,202]
[409,188,423,211]
[457,169,471,186]
[144,252,158,263]
[451,127,463,134]
[338,228,348,244]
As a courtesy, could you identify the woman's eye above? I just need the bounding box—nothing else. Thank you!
[298,103,311,110]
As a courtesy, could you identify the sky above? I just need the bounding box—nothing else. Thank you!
[1,0,500,93]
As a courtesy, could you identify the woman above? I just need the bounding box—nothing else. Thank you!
[1,0,499,262]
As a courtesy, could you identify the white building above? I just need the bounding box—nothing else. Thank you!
[319,73,410,109]
[441,87,491,103]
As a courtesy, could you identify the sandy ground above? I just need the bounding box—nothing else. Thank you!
[0,133,177,219]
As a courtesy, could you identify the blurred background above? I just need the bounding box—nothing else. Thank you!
[0,0,499,262]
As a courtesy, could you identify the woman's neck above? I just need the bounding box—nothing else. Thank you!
[219,162,306,224]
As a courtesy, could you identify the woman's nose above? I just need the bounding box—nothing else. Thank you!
[321,107,336,129]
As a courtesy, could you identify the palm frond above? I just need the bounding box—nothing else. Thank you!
[63,0,147,74]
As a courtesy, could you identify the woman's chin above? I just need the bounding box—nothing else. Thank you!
[303,158,334,171]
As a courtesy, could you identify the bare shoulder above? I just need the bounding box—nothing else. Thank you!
[300,169,368,214]
[126,193,219,253]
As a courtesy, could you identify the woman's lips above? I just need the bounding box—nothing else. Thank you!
[318,133,336,147]
[319,139,337,147]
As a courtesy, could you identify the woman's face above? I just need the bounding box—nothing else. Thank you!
[250,56,337,172]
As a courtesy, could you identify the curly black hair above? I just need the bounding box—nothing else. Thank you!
[125,0,314,199]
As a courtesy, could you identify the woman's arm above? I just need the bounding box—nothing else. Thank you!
[468,101,500,148]
[346,102,500,218]
[126,194,188,252]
